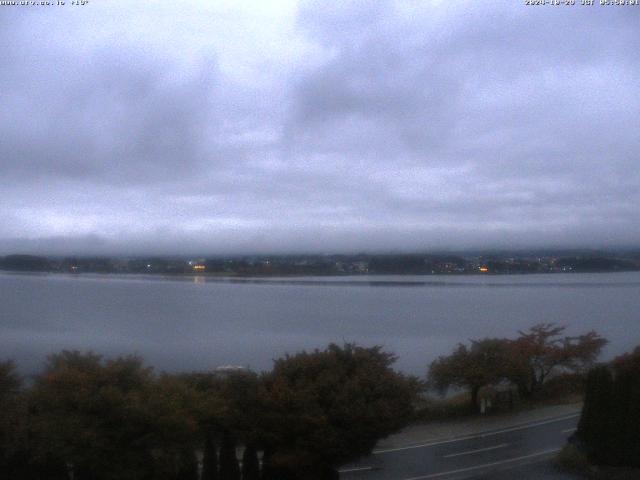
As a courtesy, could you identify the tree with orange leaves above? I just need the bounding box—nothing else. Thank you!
[508,323,607,399]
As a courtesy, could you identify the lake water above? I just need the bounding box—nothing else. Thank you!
[1,271,639,375]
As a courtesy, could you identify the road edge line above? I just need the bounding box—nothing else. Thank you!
[374,413,579,454]
[402,448,561,480]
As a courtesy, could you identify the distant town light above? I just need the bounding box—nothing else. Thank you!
[479,266,489,273]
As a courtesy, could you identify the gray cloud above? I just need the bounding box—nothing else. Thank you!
[0,0,639,254]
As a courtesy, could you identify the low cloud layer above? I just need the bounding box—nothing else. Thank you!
[1,1,639,255]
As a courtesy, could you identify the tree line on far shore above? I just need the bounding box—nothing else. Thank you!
[1,323,633,479]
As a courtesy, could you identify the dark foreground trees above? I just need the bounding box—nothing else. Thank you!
[428,323,607,411]
[28,351,200,480]
[0,360,27,477]
[576,346,640,467]
[260,344,420,478]
[0,344,419,480]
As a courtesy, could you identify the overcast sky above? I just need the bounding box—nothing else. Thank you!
[1,0,639,255]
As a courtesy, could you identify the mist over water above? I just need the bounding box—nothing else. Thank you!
[1,272,639,375]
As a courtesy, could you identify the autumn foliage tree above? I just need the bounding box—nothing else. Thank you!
[428,339,511,411]
[428,323,608,410]
[508,323,607,398]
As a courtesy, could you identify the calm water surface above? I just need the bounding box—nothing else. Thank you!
[1,272,639,374]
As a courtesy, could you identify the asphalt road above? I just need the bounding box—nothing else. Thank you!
[339,413,580,480]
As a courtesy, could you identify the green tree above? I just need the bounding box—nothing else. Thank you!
[609,347,640,466]
[0,360,27,477]
[576,347,640,467]
[576,365,614,463]
[259,343,419,479]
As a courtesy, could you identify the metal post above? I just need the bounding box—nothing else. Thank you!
[195,449,204,480]
[236,444,246,470]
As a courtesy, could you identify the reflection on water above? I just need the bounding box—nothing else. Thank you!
[1,271,639,375]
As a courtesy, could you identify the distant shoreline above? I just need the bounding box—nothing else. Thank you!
[3,252,639,278]
[3,269,640,289]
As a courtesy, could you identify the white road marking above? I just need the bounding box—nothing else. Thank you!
[562,427,577,433]
[443,443,509,458]
[403,448,561,480]
[338,466,374,473]
[373,413,579,454]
